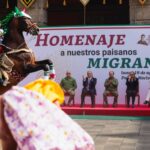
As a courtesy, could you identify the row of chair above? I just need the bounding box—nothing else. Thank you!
[64,93,140,106]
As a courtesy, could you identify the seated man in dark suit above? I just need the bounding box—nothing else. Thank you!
[81,71,97,107]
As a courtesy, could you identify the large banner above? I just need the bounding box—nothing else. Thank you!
[19,26,150,104]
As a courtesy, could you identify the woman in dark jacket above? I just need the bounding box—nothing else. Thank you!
[126,71,139,108]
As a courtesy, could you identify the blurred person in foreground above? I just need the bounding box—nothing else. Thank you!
[0,79,95,150]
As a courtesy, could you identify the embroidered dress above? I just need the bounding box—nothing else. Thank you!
[3,86,95,150]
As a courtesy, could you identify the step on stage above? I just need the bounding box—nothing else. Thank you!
[62,104,150,116]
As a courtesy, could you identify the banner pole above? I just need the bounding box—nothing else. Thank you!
[84,6,86,25]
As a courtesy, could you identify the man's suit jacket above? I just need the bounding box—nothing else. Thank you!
[83,77,97,95]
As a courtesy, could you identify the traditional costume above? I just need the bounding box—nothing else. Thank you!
[1,79,95,150]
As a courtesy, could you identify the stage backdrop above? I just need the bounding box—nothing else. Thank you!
[19,25,150,104]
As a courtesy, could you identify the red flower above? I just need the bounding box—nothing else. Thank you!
[49,73,55,79]
[0,46,3,53]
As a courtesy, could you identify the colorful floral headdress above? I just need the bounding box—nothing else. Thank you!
[0,7,31,35]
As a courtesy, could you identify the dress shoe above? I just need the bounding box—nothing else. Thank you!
[113,102,117,107]
[63,102,66,106]
[144,100,149,105]
[103,101,108,107]
[132,104,135,108]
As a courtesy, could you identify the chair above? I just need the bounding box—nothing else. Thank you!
[125,93,140,106]
[103,93,118,107]
[64,93,75,106]
[125,85,140,106]
[81,93,96,107]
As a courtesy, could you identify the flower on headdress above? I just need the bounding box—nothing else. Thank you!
[0,7,31,35]
[0,29,4,37]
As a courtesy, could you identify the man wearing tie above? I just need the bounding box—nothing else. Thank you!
[81,71,97,107]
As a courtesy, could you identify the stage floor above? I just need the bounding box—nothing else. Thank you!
[62,104,150,116]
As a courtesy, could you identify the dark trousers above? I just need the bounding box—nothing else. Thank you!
[126,90,137,106]
[81,88,95,107]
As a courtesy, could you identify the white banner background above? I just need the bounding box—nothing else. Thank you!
[19,26,150,104]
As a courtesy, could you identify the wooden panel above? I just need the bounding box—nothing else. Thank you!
[86,0,129,24]
[0,0,17,19]
[47,11,83,25]
[47,0,129,26]
[47,0,83,26]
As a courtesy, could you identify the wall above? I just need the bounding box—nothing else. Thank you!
[17,1,150,25]
[18,0,48,26]
[130,0,150,24]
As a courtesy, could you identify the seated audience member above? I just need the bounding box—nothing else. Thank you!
[103,71,118,107]
[81,71,97,107]
[126,71,139,108]
[144,81,150,105]
[60,71,77,105]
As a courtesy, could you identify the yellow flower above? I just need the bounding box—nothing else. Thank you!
[24,79,64,104]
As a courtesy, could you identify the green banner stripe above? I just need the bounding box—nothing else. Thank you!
[70,115,150,120]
